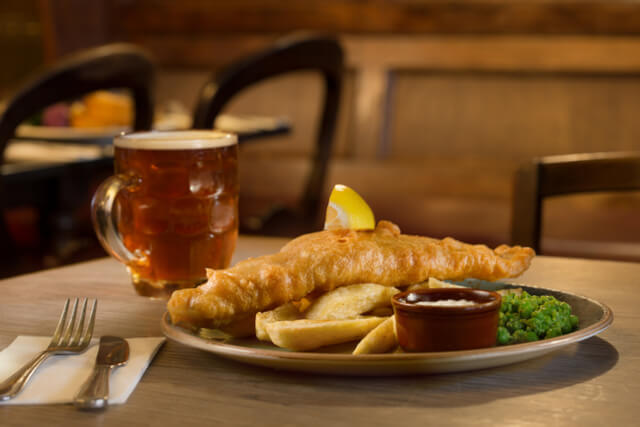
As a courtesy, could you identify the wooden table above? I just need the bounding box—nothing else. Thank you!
[0,235,637,426]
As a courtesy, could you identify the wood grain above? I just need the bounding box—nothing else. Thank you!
[109,0,640,35]
[0,236,637,426]
[132,34,640,71]
[344,36,640,72]
[350,67,388,159]
[389,72,640,160]
[41,0,109,58]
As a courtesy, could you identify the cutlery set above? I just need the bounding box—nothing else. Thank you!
[0,298,129,409]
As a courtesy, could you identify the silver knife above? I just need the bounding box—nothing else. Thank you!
[74,336,129,410]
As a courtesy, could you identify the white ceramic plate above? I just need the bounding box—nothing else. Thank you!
[14,114,289,142]
[15,124,128,142]
[161,282,613,376]
[14,112,191,142]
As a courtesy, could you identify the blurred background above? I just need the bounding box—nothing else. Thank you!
[2,0,640,276]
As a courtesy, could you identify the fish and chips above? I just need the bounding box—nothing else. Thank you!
[167,220,535,332]
[166,219,535,353]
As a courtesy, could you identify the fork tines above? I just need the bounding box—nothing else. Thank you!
[52,298,97,349]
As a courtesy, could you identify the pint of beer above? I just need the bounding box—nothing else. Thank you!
[92,131,238,297]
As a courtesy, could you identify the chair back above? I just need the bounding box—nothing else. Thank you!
[0,43,155,160]
[511,152,640,253]
[193,34,343,223]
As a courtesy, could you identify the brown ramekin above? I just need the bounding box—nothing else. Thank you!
[392,287,502,352]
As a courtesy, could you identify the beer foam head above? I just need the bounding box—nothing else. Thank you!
[115,130,237,150]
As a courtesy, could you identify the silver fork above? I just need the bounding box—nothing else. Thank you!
[0,298,97,401]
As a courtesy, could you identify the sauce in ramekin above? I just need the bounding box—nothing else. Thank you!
[392,287,502,352]
[403,292,477,306]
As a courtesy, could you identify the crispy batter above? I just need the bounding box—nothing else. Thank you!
[167,220,535,328]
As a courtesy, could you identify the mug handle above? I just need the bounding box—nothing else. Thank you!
[91,174,144,265]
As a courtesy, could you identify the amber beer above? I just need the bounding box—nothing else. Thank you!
[92,131,238,297]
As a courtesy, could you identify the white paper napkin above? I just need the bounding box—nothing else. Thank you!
[0,336,165,405]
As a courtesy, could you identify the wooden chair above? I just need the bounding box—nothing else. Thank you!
[0,43,155,154]
[192,34,344,236]
[0,43,155,277]
[511,152,640,254]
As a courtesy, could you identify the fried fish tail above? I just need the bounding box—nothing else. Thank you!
[167,258,314,329]
[167,221,535,328]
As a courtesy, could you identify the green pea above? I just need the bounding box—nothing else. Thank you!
[497,326,512,345]
[495,290,579,346]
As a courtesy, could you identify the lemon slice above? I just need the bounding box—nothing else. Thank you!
[324,184,375,230]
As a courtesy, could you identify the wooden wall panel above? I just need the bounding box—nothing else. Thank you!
[389,73,640,161]
[343,36,640,72]
[43,0,109,58]
[0,0,44,96]
[109,0,640,35]
[154,69,210,110]
[121,35,279,69]
[125,35,640,72]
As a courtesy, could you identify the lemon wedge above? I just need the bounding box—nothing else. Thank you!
[324,184,375,230]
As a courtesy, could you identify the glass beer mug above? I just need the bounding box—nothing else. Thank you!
[92,131,238,297]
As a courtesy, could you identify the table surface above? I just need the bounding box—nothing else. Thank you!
[0,235,637,426]
[1,113,291,177]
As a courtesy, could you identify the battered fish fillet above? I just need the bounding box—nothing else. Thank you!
[167,221,535,328]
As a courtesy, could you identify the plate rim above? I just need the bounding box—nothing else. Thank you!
[16,123,128,140]
[161,283,614,367]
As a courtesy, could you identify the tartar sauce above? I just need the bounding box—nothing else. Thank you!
[403,292,476,306]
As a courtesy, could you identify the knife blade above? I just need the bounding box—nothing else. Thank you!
[74,336,129,410]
